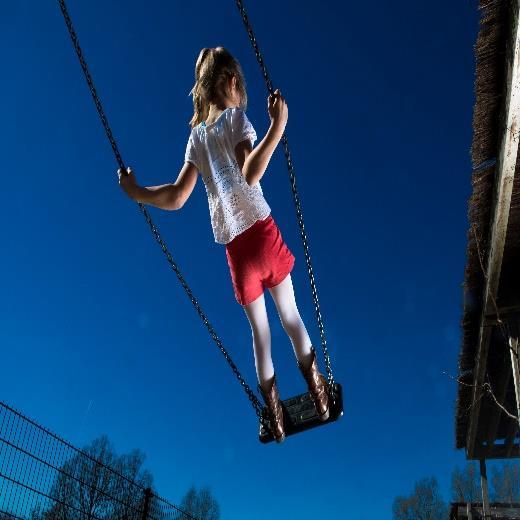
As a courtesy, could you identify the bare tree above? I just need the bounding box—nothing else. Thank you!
[393,495,417,520]
[451,462,480,502]
[491,462,520,504]
[180,486,220,520]
[0,512,18,519]
[393,477,447,520]
[31,435,152,519]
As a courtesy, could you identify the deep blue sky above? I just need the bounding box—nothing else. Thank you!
[1,1,482,517]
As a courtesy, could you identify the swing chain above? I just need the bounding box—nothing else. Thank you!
[235,0,336,393]
[140,207,267,423]
[58,0,124,170]
[58,0,267,426]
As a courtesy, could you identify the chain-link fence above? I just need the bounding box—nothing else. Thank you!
[0,401,198,520]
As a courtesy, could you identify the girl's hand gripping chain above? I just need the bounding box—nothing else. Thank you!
[118,167,138,200]
[268,89,288,134]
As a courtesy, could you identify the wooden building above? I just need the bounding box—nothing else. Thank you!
[456,0,520,462]
[450,502,520,519]
[455,0,520,516]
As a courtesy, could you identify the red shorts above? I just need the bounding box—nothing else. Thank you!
[225,215,295,306]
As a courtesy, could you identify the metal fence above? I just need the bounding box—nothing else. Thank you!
[0,401,197,520]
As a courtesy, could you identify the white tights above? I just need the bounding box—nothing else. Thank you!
[243,274,313,391]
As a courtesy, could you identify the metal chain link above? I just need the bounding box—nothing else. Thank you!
[57,0,266,424]
[235,0,336,392]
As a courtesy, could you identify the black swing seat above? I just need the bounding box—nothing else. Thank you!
[259,383,343,443]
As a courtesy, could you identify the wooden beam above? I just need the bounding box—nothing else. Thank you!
[510,337,520,430]
[472,443,520,460]
[486,304,520,318]
[467,4,520,458]
[485,305,520,325]
[480,459,491,519]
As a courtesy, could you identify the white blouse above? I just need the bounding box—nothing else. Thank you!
[184,107,271,244]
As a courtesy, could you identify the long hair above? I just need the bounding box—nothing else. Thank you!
[189,47,248,128]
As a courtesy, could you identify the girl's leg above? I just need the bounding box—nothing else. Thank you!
[243,293,275,391]
[245,293,285,443]
[270,273,330,421]
[268,274,313,369]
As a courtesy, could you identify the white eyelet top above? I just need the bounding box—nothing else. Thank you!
[184,107,271,244]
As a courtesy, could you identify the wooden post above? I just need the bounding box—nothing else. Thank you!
[510,337,520,429]
[142,487,152,520]
[466,502,473,520]
[480,459,491,520]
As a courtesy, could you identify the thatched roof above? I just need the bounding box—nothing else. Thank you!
[456,0,520,457]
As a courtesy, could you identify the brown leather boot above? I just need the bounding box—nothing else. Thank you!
[298,347,330,421]
[259,375,285,443]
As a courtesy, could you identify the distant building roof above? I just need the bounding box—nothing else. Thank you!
[450,502,520,519]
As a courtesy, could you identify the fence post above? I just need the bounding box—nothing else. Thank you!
[142,487,152,520]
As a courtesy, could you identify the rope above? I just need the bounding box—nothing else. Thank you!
[235,0,336,392]
[57,0,265,424]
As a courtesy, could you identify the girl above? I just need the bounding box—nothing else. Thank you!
[118,47,329,443]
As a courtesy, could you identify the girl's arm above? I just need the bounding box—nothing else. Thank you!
[118,162,198,210]
[235,89,288,186]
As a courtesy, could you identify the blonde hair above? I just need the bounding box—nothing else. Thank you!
[188,47,248,128]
